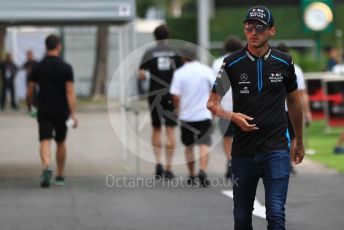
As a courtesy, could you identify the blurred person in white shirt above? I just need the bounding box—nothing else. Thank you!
[170,47,215,187]
[276,43,312,174]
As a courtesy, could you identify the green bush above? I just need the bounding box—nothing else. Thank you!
[166,15,197,43]
[290,50,326,72]
[210,4,344,44]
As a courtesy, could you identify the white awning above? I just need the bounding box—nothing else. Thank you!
[0,0,136,25]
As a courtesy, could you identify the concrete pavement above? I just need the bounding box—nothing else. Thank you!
[0,110,344,230]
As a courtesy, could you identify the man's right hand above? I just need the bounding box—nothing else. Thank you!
[138,69,146,80]
[71,113,78,128]
[207,92,258,132]
[231,113,258,132]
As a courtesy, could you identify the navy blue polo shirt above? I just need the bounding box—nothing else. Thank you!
[212,45,298,156]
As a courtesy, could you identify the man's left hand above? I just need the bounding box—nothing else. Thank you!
[292,142,305,164]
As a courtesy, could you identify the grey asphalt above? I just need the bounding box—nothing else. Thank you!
[1,110,344,230]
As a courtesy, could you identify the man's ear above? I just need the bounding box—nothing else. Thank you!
[269,26,276,36]
[57,43,62,53]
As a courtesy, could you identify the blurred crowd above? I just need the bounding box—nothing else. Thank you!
[0,50,37,111]
[325,45,344,74]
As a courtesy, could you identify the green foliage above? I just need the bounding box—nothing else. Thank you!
[136,0,196,18]
[290,50,326,72]
[210,5,307,40]
[138,2,344,43]
[210,4,344,44]
[147,3,344,72]
[136,0,157,18]
[166,15,197,43]
[210,6,247,41]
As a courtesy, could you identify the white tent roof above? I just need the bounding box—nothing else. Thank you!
[0,0,135,25]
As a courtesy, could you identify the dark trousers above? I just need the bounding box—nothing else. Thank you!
[1,81,17,109]
[232,150,290,230]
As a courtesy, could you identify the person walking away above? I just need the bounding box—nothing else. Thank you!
[26,34,78,188]
[138,25,183,179]
[170,47,215,187]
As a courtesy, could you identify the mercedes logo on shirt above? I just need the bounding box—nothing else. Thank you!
[240,73,249,82]
[239,73,251,85]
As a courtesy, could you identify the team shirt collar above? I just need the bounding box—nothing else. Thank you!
[244,44,271,61]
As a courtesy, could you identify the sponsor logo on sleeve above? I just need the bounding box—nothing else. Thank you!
[217,65,225,79]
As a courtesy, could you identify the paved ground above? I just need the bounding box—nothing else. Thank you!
[1,110,344,230]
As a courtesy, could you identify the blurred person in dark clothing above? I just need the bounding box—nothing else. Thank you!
[334,131,344,154]
[1,53,18,110]
[324,46,341,71]
[23,50,38,107]
[23,50,38,85]
[27,34,78,188]
[138,24,183,179]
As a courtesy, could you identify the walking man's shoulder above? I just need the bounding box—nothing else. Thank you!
[222,49,247,69]
[270,48,294,66]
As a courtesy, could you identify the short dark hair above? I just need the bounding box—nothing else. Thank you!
[223,36,243,53]
[153,24,170,40]
[45,34,61,50]
[276,43,289,53]
[324,45,334,53]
